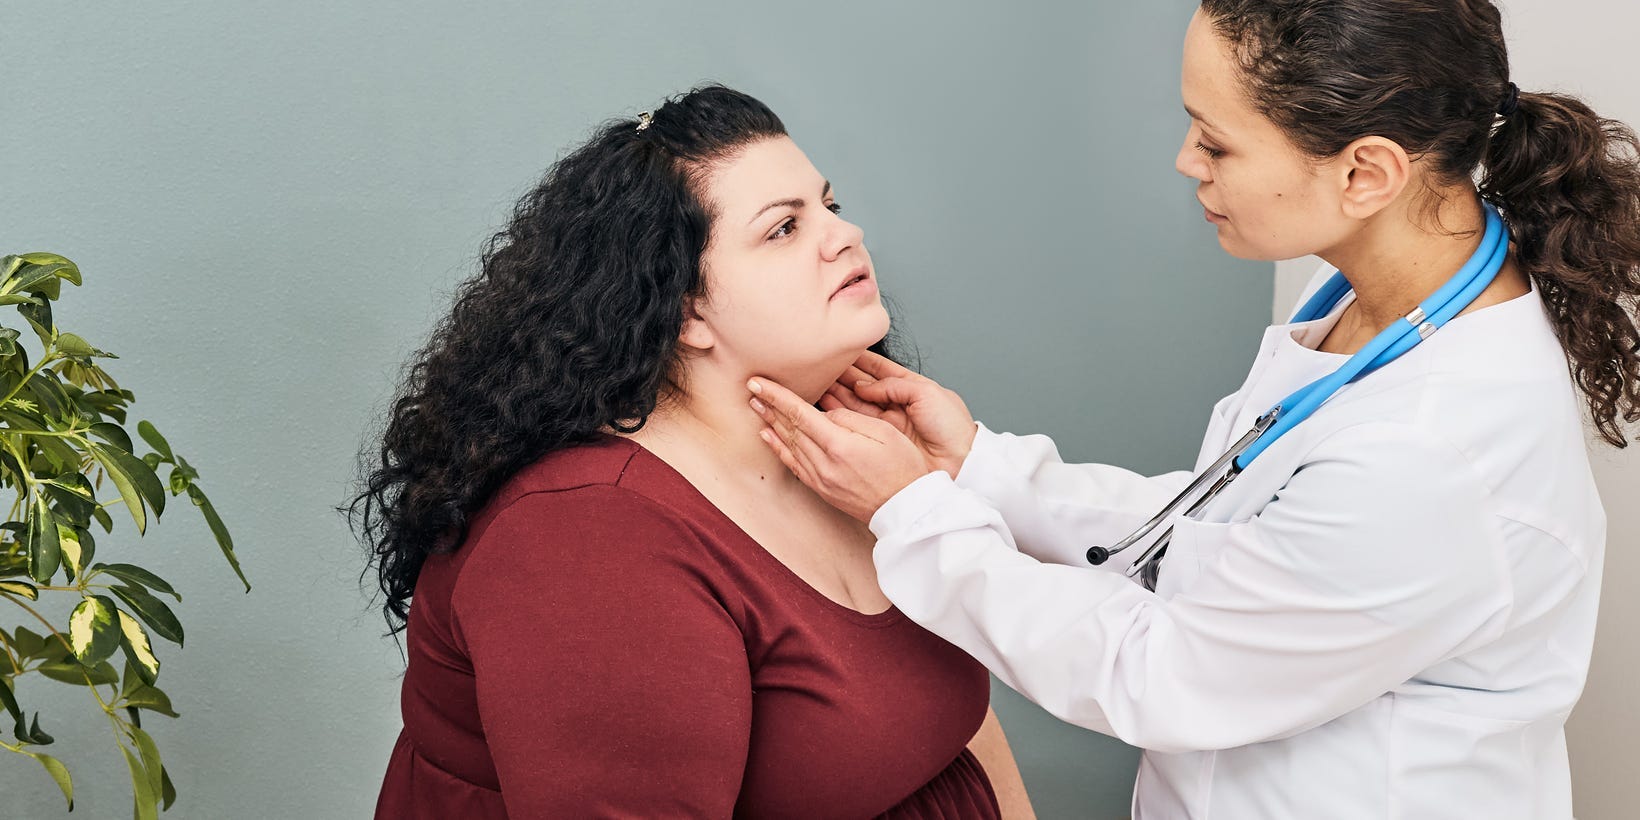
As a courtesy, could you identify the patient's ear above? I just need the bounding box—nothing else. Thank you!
[679,297,715,352]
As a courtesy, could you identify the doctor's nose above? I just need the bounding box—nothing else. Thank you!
[1175,133,1212,183]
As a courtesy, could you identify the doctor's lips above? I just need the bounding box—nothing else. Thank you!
[830,264,875,300]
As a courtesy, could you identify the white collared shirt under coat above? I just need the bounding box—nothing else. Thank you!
[869,267,1606,820]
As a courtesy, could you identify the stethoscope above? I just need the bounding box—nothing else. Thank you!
[1086,202,1511,591]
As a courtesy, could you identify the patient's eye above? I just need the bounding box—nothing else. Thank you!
[1195,140,1224,160]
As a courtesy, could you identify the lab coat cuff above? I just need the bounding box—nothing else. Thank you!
[954,422,1028,503]
[870,471,962,540]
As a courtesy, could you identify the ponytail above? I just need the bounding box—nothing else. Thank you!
[1482,93,1640,447]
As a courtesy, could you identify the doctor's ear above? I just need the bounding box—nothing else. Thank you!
[1336,136,1412,220]
[679,297,716,352]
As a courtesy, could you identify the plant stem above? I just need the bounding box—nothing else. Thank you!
[0,589,73,655]
[0,354,53,409]
[0,627,21,675]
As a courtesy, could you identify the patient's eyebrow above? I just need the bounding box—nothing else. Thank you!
[748,181,833,226]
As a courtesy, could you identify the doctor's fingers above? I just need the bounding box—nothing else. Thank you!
[852,350,917,382]
[852,375,940,408]
[824,381,889,419]
[748,378,848,453]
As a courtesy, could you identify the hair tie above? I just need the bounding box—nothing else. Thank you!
[1497,82,1520,117]
[635,111,654,133]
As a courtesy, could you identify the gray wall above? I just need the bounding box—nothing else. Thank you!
[0,1,1267,817]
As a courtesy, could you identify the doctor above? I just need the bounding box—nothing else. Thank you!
[746,1,1640,818]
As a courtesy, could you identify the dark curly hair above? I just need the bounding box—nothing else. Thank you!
[1199,0,1640,446]
[349,84,897,633]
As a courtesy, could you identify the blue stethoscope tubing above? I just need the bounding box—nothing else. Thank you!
[1086,202,1511,574]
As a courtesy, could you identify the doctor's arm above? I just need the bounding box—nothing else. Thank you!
[868,422,1514,753]
[819,352,1195,569]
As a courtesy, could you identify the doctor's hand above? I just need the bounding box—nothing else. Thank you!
[818,351,977,478]
[748,377,933,523]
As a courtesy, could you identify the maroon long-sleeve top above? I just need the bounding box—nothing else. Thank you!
[375,435,1000,818]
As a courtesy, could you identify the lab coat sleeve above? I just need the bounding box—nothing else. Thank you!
[872,421,1514,754]
[953,422,1193,570]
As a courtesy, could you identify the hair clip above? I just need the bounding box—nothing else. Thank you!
[636,111,654,133]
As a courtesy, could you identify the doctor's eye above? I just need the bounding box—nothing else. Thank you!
[769,217,796,240]
[1194,140,1224,160]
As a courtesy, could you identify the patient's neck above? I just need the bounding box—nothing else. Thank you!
[631,361,839,496]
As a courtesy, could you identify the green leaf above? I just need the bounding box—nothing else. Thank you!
[68,595,120,667]
[18,297,53,347]
[121,743,159,820]
[160,764,176,809]
[37,658,119,686]
[24,371,69,417]
[187,485,248,592]
[11,626,49,659]
[0,676,21,726]
[0,254,21,279]
[93,504,114,533]
[89,443,163,534]
[116,610,161,686]
[26,712,53,744]
[25,500,61,584]
[93,563,180,601]
[18,748,74,809]
[136,420,174,462]
[17,252,79,279]
[55,332,112,360]
[0,327,17,357]
[31,431,84,475]
[56,525,85,579]
[129,724,164,797]
[123,685,179,718]
[0,579,38,600]
[109,584,183,646]
[9,256,81,293]
[89,421,134,453]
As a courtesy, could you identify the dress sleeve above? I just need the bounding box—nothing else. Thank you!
[452,485,751,816]
[954,422,1194,570]
[872,421,1514,753]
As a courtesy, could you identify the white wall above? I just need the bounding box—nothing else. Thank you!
[1273,5,1640,815]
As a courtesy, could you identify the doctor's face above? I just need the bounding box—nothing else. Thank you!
[682,136,889,387]
[1174,10,1354,261]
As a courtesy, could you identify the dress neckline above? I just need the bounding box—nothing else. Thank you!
[610,434,908,628]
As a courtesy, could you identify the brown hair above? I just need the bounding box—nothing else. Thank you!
[1200,0,1640,446]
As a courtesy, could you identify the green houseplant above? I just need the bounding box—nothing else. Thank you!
[0,252,248,817]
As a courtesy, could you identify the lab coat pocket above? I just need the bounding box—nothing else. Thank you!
[1156,515,1241,596]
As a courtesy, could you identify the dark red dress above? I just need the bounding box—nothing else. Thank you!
[374,436,1000,818]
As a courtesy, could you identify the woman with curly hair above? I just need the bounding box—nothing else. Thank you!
[354,85,1033,818]
[748,2,1640,817]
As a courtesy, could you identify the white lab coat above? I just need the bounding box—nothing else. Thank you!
[869,269,1606,819]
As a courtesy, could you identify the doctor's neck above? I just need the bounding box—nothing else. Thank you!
[1314,187,1527,345]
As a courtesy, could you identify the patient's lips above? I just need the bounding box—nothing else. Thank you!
[830,265,875,301]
